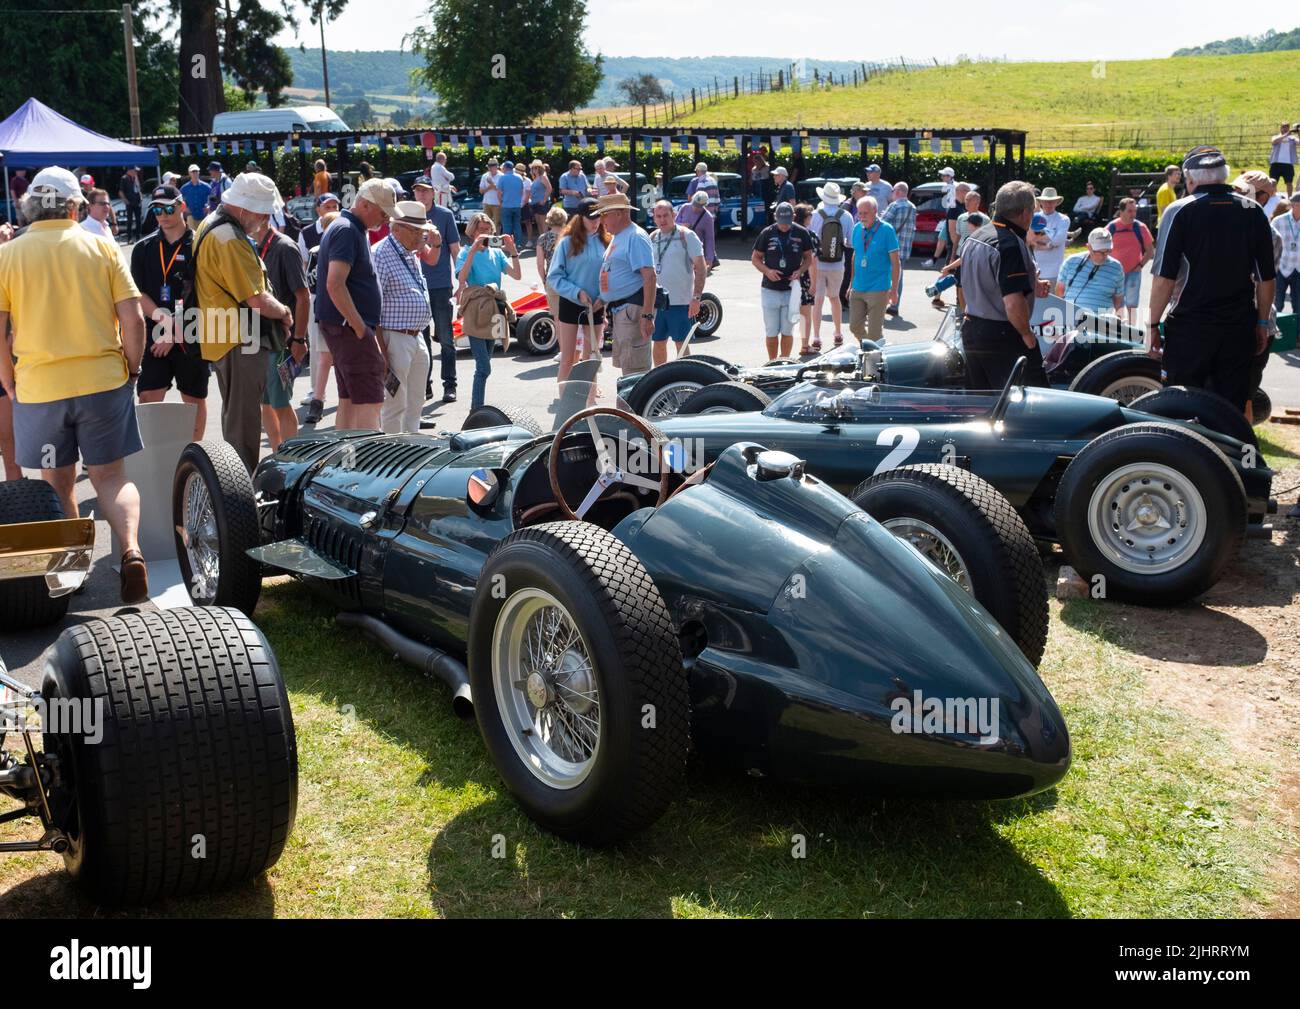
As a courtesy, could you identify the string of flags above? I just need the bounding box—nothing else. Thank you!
[151,131,998,160]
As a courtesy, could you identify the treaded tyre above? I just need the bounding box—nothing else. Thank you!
[462,404,543,437]
[1067,350,1163,404]
[1128,385,1257,447]
[851,464,1048,667]
[173,440,262,614]
[468,522,689,844]
[0,478,71,630]
[694,292,723,337]
[40,607,297,905]
[624,358,727,418]
[1250,387,1272,425]
[1054,422,1245,604]
[677,381,773,415]
[515,309,558,355]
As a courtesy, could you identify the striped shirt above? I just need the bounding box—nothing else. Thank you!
[373,234,431,331]
[1058,252,1125,314]
[1272,213,1300,278]
[882,198,917,258]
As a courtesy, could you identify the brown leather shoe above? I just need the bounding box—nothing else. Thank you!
[120,549,149,605]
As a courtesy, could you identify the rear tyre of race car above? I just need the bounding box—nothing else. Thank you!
[677,381,772,415]
[624,358,727,418]
[694,292,723,337]
[462,404,544,437]
[1067,350,1163,404]
[1250,387,1272,425]
[0,478,71,631]
[1127,385,1257,447]
[851,464,1048,667]
[515,309,558,355]
[1054,423,1245,605]
[40,607,298,905]
[468,522,689,844]
[172,440,262,614]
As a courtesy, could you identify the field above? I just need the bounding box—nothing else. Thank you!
[1,425,1297,919]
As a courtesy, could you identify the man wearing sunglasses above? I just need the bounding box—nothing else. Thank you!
[81,188,115,240]
[128,184,208,441]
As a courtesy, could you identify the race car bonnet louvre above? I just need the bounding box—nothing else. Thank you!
[341,439,442,480]
[246,538,354,580]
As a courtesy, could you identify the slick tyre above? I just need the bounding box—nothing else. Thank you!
[515,309,558,355]
[40,607,298,905]
[851,464,1048,667]
[173,440,262,614]
[1127,385,1257,447]
[0,478,71,630]
[1067,350,1163,404]
[469,522,689,844]
[1054,423,1245,604]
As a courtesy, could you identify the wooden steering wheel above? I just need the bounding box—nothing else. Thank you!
[547,406,671,521]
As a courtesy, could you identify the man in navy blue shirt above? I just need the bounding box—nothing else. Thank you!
[315,178,393,429]
[412,176,461,401]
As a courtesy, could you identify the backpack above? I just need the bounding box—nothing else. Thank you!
[1107,219,1146,254]
[816,207,844,262]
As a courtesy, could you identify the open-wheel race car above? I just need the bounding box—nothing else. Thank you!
[620,305,1277,422]
[644,362,1276,609]
[170,404,1068,845]
[0,478,297,905]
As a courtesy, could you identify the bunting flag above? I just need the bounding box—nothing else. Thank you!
[543,134,553,149]
[525,133,536,147]
[847,137,859,153]
[931,137,942,154]
[577,132,586,145]
[422,131,435,150]
[952,138,963,152]
[908,138,920,153]
[612,133,621,145]
[157,144,168,156]
[661,136,670,153]
[771,134,781,150]
[596,136,605,154]
[734,134,742,151]
[512,133,522,146]
[791,135,801,153]
[206,140,214,155]
[888,138,900,154]
[808,137,819,154]
[299,138,309,154]
[829,137,840,153]
[282,137,292,155]
[180,142,191,156]
[972,136,986,154]
[450,134,460,149]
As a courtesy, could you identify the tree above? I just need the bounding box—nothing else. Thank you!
[616,73,666,106]
[390,107,412,128]
[340,98,375,128]
[0,1,178,136]
[410,0,602,123]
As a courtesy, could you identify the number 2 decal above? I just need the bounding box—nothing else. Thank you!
[873,426,920,475]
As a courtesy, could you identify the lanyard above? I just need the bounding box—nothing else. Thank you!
[158,234,184,283]
[386,235,424,287]
[1285,216,1300,248]
[256,229,274,261]
[857,222,880,264]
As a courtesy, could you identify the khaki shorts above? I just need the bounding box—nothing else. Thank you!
[609,302,651,374]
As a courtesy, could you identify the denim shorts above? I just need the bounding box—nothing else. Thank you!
[760,286,795,337]
[652,303,691,342]
[12,379,142,469]
[1122,269,1143,308]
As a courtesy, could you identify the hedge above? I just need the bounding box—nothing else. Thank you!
[154,144,1184,211]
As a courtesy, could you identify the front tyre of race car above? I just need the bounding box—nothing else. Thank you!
[468,522,689,844]
[1054,423,1245,604]
[1127,385,1258,447]
[851,464,1048,667]
[676,381,772,415]
[515,309,558,355]
[1067,350,1163,404]
[173,440,262,614]
[461,404,544,437]
[1250,387,1272,425]
[41,607,297,905]
[693,292,723,338]
[624,358,727,418]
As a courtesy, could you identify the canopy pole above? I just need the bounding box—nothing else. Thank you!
[3,164,11,225]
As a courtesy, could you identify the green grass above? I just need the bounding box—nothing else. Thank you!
[672,52,1296,162]
[3,573,1284,918]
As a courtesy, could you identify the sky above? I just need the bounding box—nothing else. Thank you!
[274,0,1295,63]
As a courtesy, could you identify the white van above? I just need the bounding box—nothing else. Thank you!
[211,105,349,135]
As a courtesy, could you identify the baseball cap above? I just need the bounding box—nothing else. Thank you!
[78,174,93,185]
[187,163,201,173]
[1087,227,1113,251]
[774,201,794,224]
[938,166,955,178]
[316,191,340,206]
[355,177,397,218]
[1031,213,1047,232]
[245,161,259,171]
[30,166,87,203]
[149,183,184,207]
[772,165,789,177]
[867,163,882,173]
[1182,145,1225,172]
[207,161,223,171]
[577,197,600,219]
[501,160,514,170]
[411,176,434,190]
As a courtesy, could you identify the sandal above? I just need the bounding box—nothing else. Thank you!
[119,549,149,605]
[799,344,812,355]
[833,335,844,347]
[811,337,823,352]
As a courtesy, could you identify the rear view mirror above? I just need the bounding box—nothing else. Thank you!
[467,468,501,509]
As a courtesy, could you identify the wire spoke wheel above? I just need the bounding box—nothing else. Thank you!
[1087,462,1206,574]
[881,517,973,592]
[493,587,601,789]
[1100,375,1162,404]
[181,471,220,603]
[644,381,704,418]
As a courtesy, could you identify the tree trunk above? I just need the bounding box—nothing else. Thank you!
[179,0,224,133]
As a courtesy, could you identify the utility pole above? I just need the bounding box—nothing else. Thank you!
[122,3,142,139]
[319,11,331,108]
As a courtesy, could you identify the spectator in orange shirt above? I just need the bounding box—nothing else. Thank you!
[312,159,332,196]
[1107,197,1154,325]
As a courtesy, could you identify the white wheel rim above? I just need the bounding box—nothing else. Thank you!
[697,300,718,332]
[181,470,219,603]
[1101,374,1162,404]
[881,517,972,592]
[530,318,557,352]
[644,380,704,418]
[1086,462,1206,574]
[698,404,739,414]
[492,588,601,789]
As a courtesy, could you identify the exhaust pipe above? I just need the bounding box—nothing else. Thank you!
[335,612,474,720]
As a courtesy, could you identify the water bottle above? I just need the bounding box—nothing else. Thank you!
[924,274,958,298]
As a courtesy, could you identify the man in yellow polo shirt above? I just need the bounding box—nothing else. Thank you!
[1156,165,1181,229]
[194,172,294,473]
[0,166,149,603]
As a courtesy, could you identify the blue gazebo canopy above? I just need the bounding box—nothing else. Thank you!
[0,97,158,169]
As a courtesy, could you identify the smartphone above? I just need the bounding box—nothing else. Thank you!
[384,367,401,397]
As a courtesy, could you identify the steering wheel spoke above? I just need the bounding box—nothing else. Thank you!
[548,407,671,521]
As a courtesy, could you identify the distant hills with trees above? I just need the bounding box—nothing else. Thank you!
[1173,27,1300,55]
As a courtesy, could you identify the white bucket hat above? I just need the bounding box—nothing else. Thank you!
[816,181,844,204]
[221,172,283,215]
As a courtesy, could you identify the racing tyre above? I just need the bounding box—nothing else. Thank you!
[40,607,297,905]
[851,464,1048,667]
[677,381,772,415]
[0,479,71,631]
[515,309,558,355]
[1250,388,1272,425]
[624,358,727,418]
[469,522,689,844]
[682,354,734,369]
[1054,423,1245,604]
[1127,385,1257,447]
[694,292,723,337]
[462,404,543,437]
[173,440,262,614]
[1067,350,1163,404]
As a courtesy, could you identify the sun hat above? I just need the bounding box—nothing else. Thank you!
[593,192,635,214]
[391,200,434,231]
[1037,186,1064,203]
[221,172,284,215]
[816,181,844,204]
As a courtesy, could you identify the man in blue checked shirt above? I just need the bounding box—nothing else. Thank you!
[373,201,436,433]
[881,182,917,318]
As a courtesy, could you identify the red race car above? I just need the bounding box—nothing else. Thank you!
[452,289,557,354]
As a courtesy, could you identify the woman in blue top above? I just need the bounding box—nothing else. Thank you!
[525,160,552,247]
[456,212,522,408]
[546,198,610,384]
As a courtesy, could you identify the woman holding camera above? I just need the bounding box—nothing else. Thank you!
[546,198,609,385]
[456,212,521,408]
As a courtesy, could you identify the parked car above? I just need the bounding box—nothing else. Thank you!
[667,172,767,229]
[796,177,860,205]
[910,181,981,259]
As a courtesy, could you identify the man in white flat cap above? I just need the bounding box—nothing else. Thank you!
[194,172,295,472]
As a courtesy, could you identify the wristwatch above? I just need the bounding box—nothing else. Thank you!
[641,312,655,321]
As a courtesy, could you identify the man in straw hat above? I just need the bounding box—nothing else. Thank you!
[1033,186,1070,286]
[194,171,295,472]
[373,200,436,433]
[594,191,657,375]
